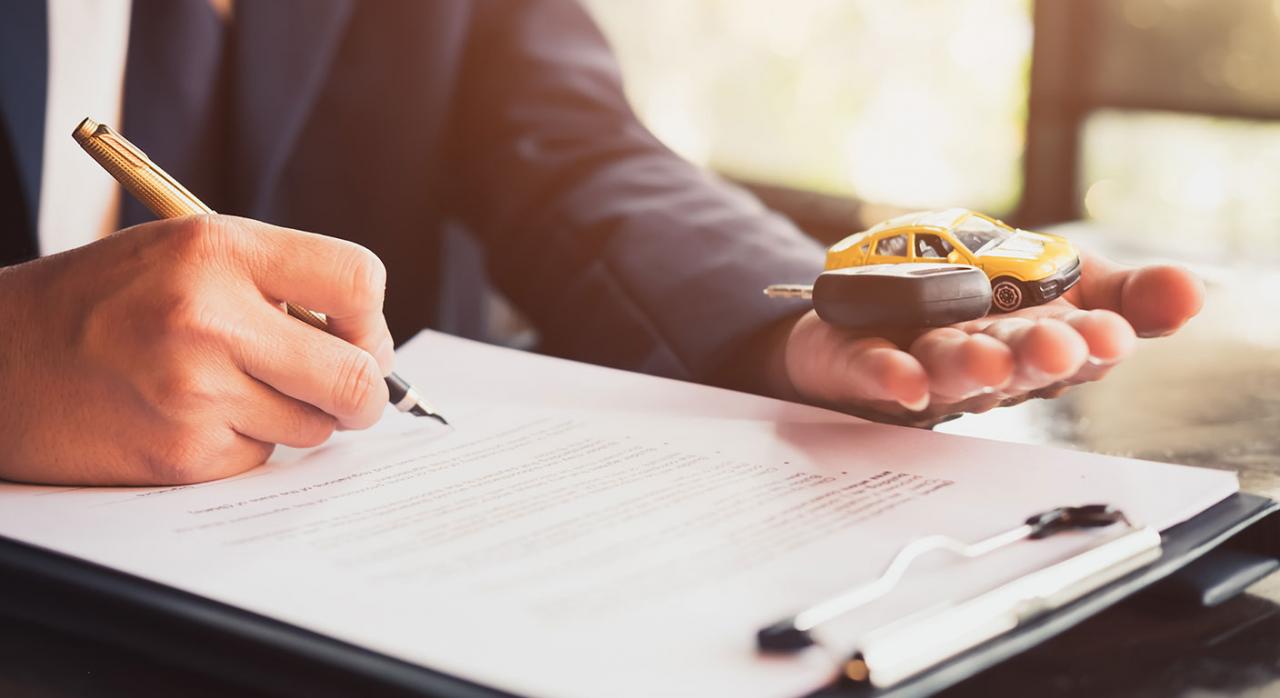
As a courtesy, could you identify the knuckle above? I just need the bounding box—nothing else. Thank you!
[148,365,221,418]
[330,349,382,422]
[170,215,240,264]
[155,292,223,341]
[144,427,214,485]
[341,245,387,309]
[272,401,337,448]
[296,412,338,447]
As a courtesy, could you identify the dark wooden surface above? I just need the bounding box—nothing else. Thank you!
[2,234,1278,696]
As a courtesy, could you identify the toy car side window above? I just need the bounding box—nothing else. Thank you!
[874,234,907,257]
[915,234,953,258]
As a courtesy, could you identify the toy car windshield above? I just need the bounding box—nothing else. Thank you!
[954,217,1012,255]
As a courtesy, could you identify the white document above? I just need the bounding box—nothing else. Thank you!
[0,331,1238,698]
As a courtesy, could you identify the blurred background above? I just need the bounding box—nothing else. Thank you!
[580,0,1280,265]
[453,0,1280,490]
[583,0,1030,220]
[569,0,1280,499]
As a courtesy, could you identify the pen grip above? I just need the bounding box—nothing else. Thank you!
[286,303,329,331]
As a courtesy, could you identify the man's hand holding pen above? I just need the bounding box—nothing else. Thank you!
[0,215,396,486]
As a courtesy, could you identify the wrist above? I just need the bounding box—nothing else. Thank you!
[0,260,32,361]
[0,259,41,471]
[710,311,806,401]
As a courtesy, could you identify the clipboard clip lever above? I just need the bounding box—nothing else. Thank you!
[1026,503,1131,538]
[757,504,1138,653]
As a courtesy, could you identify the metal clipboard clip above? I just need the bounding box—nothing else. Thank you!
[756,505,1162,689]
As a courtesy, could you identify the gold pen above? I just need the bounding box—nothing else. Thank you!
[72,117,448,425]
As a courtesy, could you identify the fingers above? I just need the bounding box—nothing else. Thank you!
[1066,250,1205,338]
[908,329,1013,401]
[824,339,931,412]
[1120,264,1205,338]
[981,317,1089,391]
[144,381,331,487]
[786,302,1138,428]
[904,310,1131,419]
[228,375,338,448]
[233,304,390,429]
[184,434,276,483]
[140,431,275,486]
[1061,308,1136,366]
[221,217,396,374]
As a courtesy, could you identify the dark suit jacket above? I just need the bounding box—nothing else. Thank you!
[0,0,822,383]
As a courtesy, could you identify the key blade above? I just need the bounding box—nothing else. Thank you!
[764,284,814,300]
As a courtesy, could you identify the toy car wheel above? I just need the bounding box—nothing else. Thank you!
[991,278,1025,312]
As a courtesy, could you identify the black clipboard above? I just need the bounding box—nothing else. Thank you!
[0,493,1276,698]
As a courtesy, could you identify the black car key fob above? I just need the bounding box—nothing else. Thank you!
[765,263,992,329]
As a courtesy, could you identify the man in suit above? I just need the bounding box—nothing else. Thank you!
[0,0,1205,485]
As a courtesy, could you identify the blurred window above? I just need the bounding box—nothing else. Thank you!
[1080,110,1280,265]
[580,0,1033,214]
[1024,0,1280,264]
[875,234,908,256]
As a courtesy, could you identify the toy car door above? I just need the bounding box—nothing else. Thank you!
[911,232,954,262]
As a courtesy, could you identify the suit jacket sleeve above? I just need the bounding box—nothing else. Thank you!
[450,0,824,382]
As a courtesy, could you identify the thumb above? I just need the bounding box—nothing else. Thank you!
[1066,250,1205,337]
[786,315,931,412]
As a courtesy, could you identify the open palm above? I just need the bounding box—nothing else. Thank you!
[781,250,1206,426]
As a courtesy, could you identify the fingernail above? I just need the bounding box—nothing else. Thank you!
[899,394,930,412]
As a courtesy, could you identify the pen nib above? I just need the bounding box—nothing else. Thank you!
[410,404,449,426]
[385,373,448,425]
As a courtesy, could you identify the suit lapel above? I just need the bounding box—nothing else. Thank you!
[232,0,353,216]
[0,0,48,239]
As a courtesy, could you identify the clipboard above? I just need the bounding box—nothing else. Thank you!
[0,492,1275,698]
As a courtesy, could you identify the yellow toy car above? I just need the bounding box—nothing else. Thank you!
[824,208,1081,312]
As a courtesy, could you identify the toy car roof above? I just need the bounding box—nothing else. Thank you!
[831,208,981,253]
[866,208,975,234]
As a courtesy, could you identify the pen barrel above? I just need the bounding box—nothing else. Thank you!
[286,303,329,331]
[75,119,332,334]
[386,373,412,405]
[73,119,211,218]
